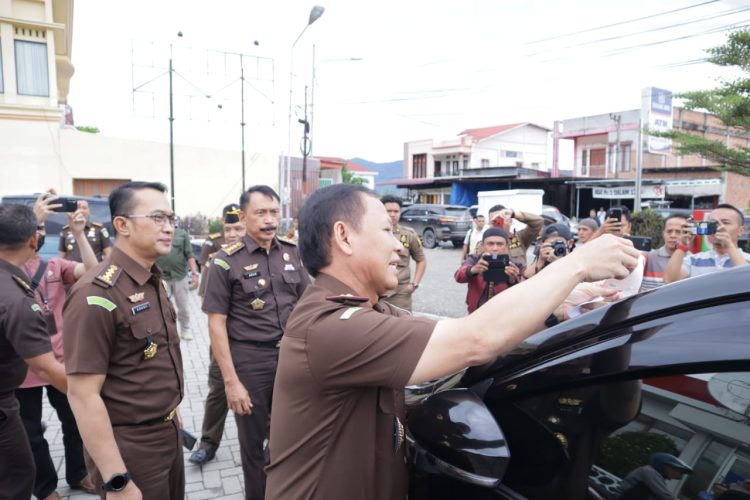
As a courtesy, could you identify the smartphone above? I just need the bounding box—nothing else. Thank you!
[180,428,197,450]
[625,236,652,252]
[696,221,718,236]
[607,208,622,221]
[49,196,79,213]
[483,253,510,283]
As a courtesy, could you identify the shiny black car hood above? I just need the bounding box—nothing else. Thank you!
[461,265,750,390]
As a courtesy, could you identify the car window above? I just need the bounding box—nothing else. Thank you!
[401,208,419,217]
[490,370,750,500]
[445,208,470,218]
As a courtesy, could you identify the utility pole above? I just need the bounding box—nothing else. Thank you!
[240,54,246,192]
[299,85,311,194]
[635,118,644,211]
[609,113,622,180]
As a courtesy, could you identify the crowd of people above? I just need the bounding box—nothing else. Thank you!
[0,182,746,500]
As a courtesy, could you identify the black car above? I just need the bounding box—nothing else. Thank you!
[0,194,112,236]
[399,204,472,249]
[406,267,750,499]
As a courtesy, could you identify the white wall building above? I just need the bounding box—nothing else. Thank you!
[0,0,280,217]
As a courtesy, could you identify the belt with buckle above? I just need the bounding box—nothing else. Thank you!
[236,338,282,349]
[116,408,177,427]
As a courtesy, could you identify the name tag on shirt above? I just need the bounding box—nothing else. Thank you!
[131,302,151,315]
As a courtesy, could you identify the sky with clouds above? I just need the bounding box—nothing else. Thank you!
[68,0,749,163]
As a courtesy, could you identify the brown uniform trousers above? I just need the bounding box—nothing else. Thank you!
[198,350,228,452]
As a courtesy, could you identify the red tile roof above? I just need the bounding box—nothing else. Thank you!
[315,156,373,173]
[458,123,525,141]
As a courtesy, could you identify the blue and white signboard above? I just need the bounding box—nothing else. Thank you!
[642,87,673,155]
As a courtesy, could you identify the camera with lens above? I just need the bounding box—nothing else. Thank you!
[552,239,568,257]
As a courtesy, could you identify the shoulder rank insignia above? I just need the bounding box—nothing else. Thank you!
[340,307,362,320]
[223,241,245,256]
[94,264,121,288]
[12,275,33,295]
[277,236,297,246]
[326,293,369,304]
[213,258,230,271]
[128,292,145,303]
[209,232,222,239]
[86,296,117,311]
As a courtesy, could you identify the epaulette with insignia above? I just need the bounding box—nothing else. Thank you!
[94,264,122,288]
[223,241,245,256]
[92,222,103,227]
[12,275,33,295]
[326,294,369,305]
[277,236,297,246]
[209,232,222,239]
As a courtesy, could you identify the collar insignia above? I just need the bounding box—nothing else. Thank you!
[95,264,121,287]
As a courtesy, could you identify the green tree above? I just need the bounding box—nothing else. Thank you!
[631,209,665,248]
[597,431,679,478]
[341,163,366,186]
[655,29,750,176]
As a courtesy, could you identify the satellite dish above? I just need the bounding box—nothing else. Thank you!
[708,373,750,416]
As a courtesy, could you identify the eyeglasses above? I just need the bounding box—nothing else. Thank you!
[124,213,177,226]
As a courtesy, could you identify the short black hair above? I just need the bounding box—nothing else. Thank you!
[715,203,745,226]
[0,204,37,251]
[380,194,402,208]
[664,214,688,225]
[299,184,377,277]
[240,185,280,208]
[488,204,505,216]
[109,181,168,231]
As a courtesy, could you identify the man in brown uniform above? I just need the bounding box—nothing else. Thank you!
[197,204,243,298]
[59,199,113,262]
[381,195,426,311]
[190,204,246,466]
[203,185,309,500]
[266,184,640,500]
[63,181,185,499]
[488,204,544,266]
[0,203,68,499]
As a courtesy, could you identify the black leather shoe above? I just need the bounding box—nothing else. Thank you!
[189,448,216,466]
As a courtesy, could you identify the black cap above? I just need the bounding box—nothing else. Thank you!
[542,223,572,241]
[222,204,241,224]
[482,227,509,242]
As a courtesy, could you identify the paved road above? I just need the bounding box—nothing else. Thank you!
[44,244,467,499]
[412,243,469,319]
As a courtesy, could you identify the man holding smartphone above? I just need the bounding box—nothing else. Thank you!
[58,199,112,262]
[454,227,521,313]
[664,204,749,282]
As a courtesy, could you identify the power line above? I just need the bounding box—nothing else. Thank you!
[524,0,719,45]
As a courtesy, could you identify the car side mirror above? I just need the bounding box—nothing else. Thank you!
[406,388,510,488]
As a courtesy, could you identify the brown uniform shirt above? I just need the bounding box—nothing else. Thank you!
[59,222,112,262]
[393,224,425,285]
[202,235,310,342]
[266,273,435,500]
[198,233,224,297]
[0,259,52,393]
[63,247,184,425]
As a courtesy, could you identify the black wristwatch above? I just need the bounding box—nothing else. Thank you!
[102,472,131,492]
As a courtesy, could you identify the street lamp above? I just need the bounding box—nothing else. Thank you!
[285,5,325,219]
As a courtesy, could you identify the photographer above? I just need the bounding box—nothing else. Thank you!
[664,204,749,283]
[524,223,575,279]
[454,227,522,313]
[488,204,543,266]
